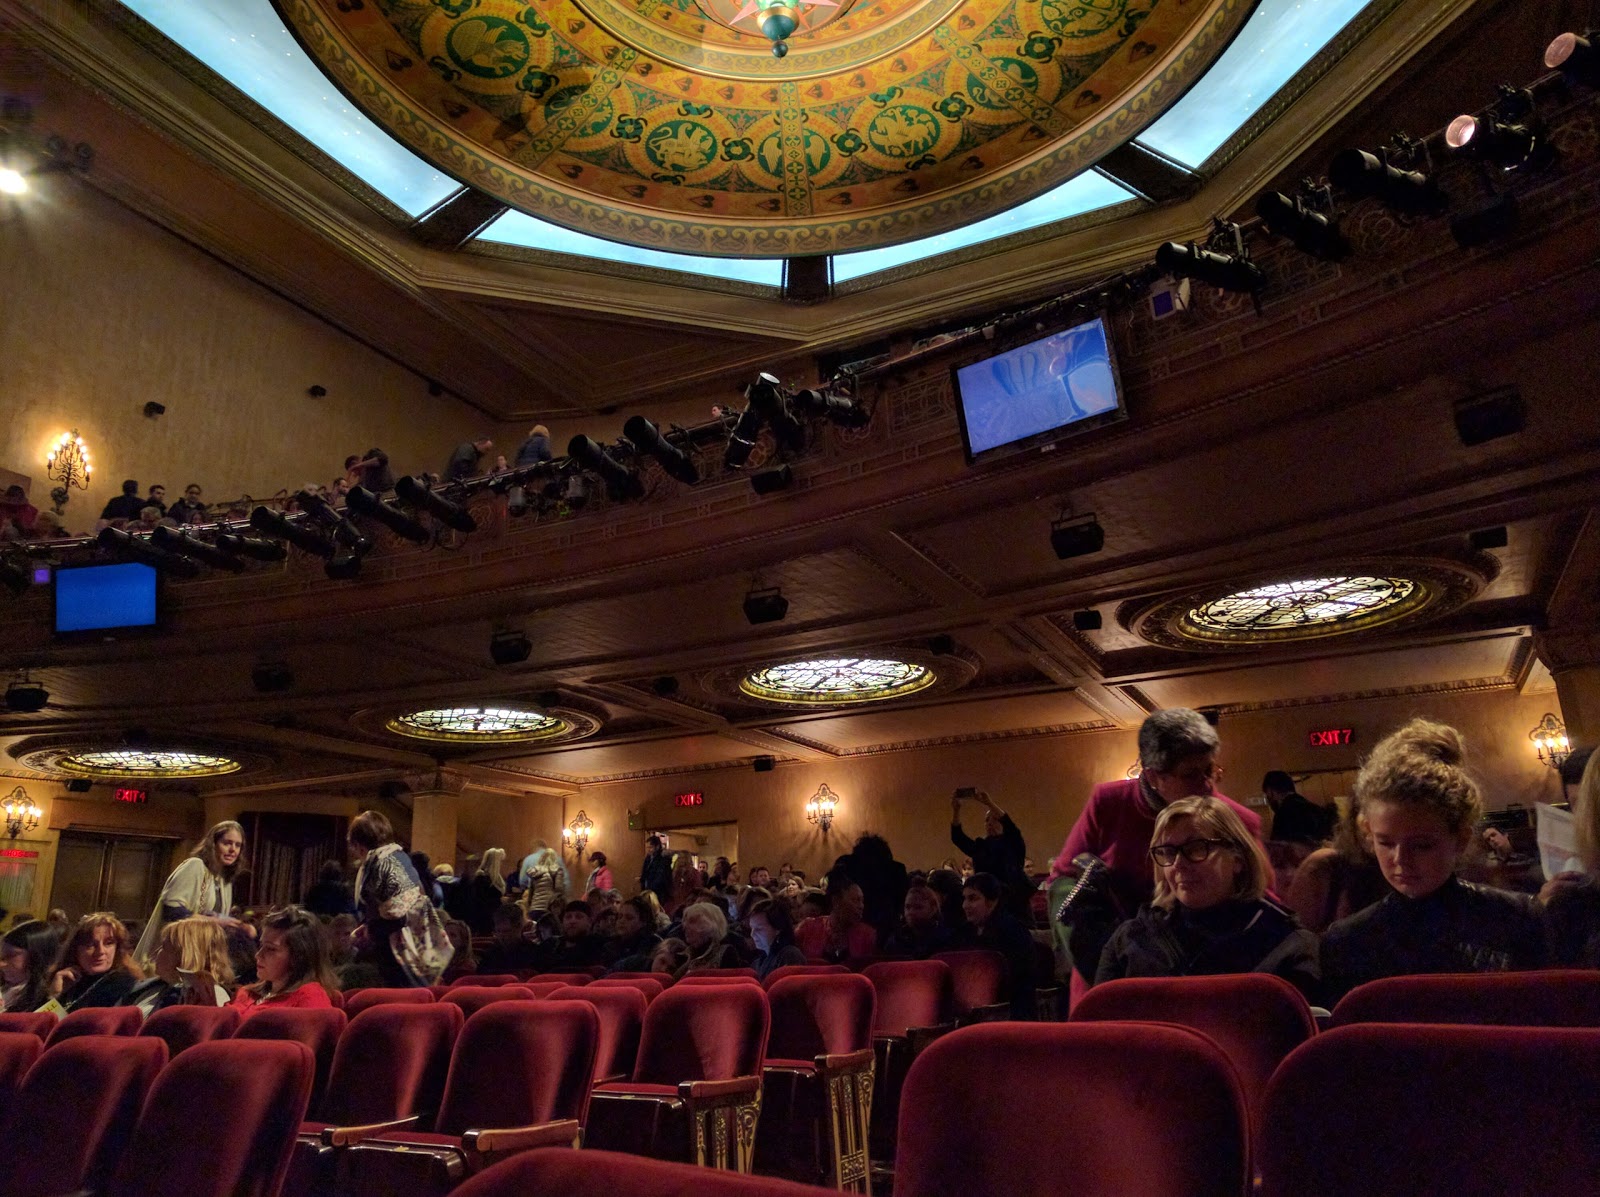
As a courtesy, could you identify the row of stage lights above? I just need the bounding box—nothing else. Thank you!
[0,374,871,589]
[1154,30,1599,304]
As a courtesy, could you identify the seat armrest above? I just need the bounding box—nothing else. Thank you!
[320,1114,423,1147]
[965,1001,1011,1024]
[679,1075,761,1104]
[463,1118,582,1155]
[814,1047,876,1077]
[594,1072,628,1085]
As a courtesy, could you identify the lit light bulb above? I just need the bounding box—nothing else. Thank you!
[0,167,26,196]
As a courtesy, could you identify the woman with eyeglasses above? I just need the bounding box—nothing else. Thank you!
[1047,709,1264,1002]
[1094,796,1319,999]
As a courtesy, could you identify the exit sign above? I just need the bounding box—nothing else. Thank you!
[114,787,149,804]
[1308,728,1354,747]
[0,848,39,859]
[674,791,704,808]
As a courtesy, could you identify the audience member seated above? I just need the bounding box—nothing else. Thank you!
[708,856,736,893]
[479,904,541,972]
[1,919,62,1013]
[166,482,208,524]
[1321,719,1546,1003]
[795,874,876,963]
[229,906,336,1017]
[303,859,354,917]
[47,912,142,1011]
[1283,795,1390,934]
[837,834,909,943]
[98,478,146,524]
[678,902,744,976]
[350,808,454,986]
[884,881,956,959]
[747,899,806,981]
[605,896,664,971]
[0,485,38,540]
[142,483,168,515]
[440,919,478,983]
[950,790,1033,919]
[747,865,773,891]
[650,938,689,975]
[535,901,606,970]
[951,871,1038,1017]
[1544,747,1600,967]
[123,919,234,1014]
[1094,797,1320,1001]
[1262,770,1336,847]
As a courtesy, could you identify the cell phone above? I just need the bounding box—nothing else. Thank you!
[954,787,977,799]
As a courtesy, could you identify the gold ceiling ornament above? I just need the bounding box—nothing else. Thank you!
[703,642,977,708]
[1123,557,1498,652]
[375,699,605,745]
[272,0,1257,256]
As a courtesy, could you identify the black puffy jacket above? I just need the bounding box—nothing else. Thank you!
[1095,897,1320,1001]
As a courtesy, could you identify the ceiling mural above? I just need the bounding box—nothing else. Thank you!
[272,0,1254,254]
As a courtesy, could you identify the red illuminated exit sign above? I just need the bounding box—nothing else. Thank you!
[1308,728,1354,747]
[115,787,149,804]
[673,791,704,808]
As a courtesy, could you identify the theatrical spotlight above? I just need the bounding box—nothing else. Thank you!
[324,551,364,582]
[95,526,200,577]
[791,385,871,428]
[294,490,372,557]
[395,475,477,533]
[346,485,429,543]
[249,506,337,558]
[1,557,30,597]
[150,526,246,573]
[1155,223,1264,298]
[742,585,789,625]
[490,462,557,518]
[1546,32,1600,87]
[722,403,765,470]
[1255,187,1350,262]
[213,532,287,562]
[1446,88,1551,171]
[1328,145,1445,216]
[623,416,700,486]
[745,372,805,452]
[568,436,645,500]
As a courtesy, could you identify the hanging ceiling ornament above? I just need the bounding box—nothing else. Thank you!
[695,0,851,57]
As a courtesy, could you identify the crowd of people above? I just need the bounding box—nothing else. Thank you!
[6,707,1600,1024]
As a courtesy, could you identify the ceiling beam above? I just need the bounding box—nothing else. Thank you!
[411,188,508,252]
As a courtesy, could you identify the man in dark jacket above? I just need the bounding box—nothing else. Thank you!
[444,436,495,482]
[951,790,1032,918]
[99,479,145,523]
[1262,771,1336,846]
[639,835,672,905]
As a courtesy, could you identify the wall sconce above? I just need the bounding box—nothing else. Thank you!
[45,429,92,515]
[3,786,41,839]
[806,783,839,833]
[1530,713,1571,769]
[563,809,593,855]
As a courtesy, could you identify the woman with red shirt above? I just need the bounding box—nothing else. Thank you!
[229,906,336,1017]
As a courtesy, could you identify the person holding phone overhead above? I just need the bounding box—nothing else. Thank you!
[951,789,1032,918]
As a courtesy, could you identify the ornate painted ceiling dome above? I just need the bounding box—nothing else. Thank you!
[274,0,1255,255]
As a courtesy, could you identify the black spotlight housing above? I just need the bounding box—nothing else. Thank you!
[249,506,336,558]
[1328,148,1446,216]
[568,436,645,501]
[213,532,288,562]
[1445,95,1550,172]
[346,485,430,543]
[490,629,533,666]
[623,416,700,486]
[297,490,371,555]
[151,526,247,574]
[4,680,48,712]
[394,475,477,533]
[745,373,805,452]
[1255,190,1351,262]
[96,526,200,577]
[252,661,294,693]
[791,386,871,428]
[1155,240,1264,296]
[750,465,793,495]
[1450,192,1519,248]
[324,552,364,581]
[742,586,790,625]
[722,406,765,469]
[1050,514,1105,560]
[1547,31,1600,86]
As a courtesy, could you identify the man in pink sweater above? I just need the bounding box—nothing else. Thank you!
[1048,708,1262,1005]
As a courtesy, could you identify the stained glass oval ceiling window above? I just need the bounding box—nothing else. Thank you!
[387,706,569,743]
[1187,576,1419,633]
[58,749,242,778]
[740,657,936,705]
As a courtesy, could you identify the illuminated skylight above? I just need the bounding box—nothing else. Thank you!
[479,212,787,288]
[833,171,1136,283]
[741,657,935,705]
[1136,0,1380,169]
[59,749,241,777]
[1187,576,1418,632]
[118,0,460,215]
[387,705,570,742]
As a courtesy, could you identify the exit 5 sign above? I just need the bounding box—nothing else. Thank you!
[673,791,704,808]
[1308,728,1354,748]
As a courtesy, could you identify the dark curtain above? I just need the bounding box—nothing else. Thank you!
[240,812,347,909]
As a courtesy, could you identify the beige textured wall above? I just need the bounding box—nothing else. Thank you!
[0,179,501,530]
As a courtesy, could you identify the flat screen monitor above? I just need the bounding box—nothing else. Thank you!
[952,315,1125,463]
[54,562,159,635]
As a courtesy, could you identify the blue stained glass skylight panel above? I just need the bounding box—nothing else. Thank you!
[118,0,460,216]
[1136,0,1379,169]
[831,170,1135,283]
[479,212,787,287]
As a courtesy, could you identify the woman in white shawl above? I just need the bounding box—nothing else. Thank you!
[135,821,243,963]
[348,809,452,987]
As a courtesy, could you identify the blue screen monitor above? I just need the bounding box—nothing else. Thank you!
[952,316,1125,463]
[54,562,160,635]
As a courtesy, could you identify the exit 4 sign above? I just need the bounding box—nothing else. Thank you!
[673,792,704,808]
[1308,728,1354,748]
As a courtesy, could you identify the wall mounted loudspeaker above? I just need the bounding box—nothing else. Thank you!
[753,756,776,773]
[1453,388,1524,446]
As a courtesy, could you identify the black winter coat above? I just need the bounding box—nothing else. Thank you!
[1095,897,1320,1001]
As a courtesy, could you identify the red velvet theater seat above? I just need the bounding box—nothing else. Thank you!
[109,1039,315,1197]
[930,950,1009,1023]
[139,1004,240,1057]
[439,984,536,1018]
[0,1030,43,1126]
[0,1011,56,1038]
[547,984,646,1080]
[341,986,435,1017]
[523,972,593,986]
[44,1005,143,1047]
[451,973,521,988]
[451,1148,839,1197]
[4,1035,167,1197]
[590,975,666,1004]
[1259,1024,1600,1197]
[233,1006,347,1116]
[762,964,849,988]
[1328,968,1600,1028]
[860,959,954,1166]
[893,1022,1248,1197]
